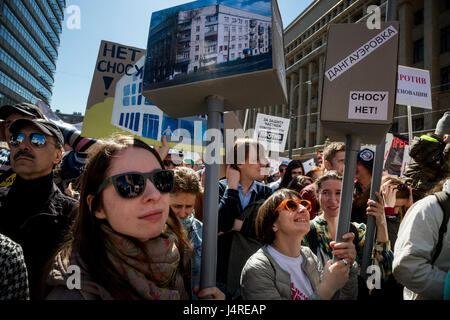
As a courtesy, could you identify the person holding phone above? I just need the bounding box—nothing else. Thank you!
[43,135,224,300]
[217,138,272,297]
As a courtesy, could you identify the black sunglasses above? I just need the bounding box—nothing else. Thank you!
[9,132,48,148]
[97,170,174,199]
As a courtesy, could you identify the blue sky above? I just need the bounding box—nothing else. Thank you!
[51,0,314,114]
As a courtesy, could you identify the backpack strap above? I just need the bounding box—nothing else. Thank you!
[306,221,319,255]
[431,191,450,265]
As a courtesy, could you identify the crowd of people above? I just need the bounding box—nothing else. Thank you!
[0,102,448,301]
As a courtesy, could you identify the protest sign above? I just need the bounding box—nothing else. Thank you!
[142,0,287,118]
[253,113,290,152]
[320,22,399,144]
[302,158,316,175]
[383,132,410,177]
[396,65,432,109]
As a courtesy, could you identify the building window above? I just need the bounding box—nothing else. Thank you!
[224,16,229,22]
[196,45,199,51]
[224,25,229,32]
[413,117,424,131]
[414,8,424,25]
[413,39,424,63]
[195,55,199,61]
[441,65,450,92]
[196,26,200,32]
[196,35,200,41]
[441,25,450,53]
[391,122,399,133]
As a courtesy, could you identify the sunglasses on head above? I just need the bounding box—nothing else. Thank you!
[9,132,49,148]
[274,199,311,213]
[97,170,174,199]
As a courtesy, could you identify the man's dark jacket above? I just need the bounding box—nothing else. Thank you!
[0,173,78,298]
[217,179,272,296]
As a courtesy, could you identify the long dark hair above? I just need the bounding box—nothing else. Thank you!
[42,135,192,299]
[279,160,305,189]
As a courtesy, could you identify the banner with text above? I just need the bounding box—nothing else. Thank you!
[253,113,290,152]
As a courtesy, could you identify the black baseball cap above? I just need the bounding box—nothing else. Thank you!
[9,118,64,146]
[0,102,45,120]
[357,148,374,173]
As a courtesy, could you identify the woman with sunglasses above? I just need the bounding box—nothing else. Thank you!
[240,189,350,300]
[43,136,224,300]
[303,171,393,299]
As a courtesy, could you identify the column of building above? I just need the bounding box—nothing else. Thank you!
[305,62,314,147]
[397,0,413,134]
[316,54,324,145]
[424,0,440,128]
[288,73,298,153]
[296,67,306,148]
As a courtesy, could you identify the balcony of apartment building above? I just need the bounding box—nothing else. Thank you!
[177,30,191,43]
[258,25,264,35]
[178,22,192,32]
[176,51,190,64]
[250,19,257,28]
[205,14,218,26]
[205,28,218,38]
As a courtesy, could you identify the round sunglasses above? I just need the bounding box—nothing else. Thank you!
[9,132,49,148]
[97,170,174,199]
[274,199,312,213]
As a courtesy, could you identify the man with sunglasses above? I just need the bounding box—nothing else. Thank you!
[0,102,98,191]
[0,118,78,299]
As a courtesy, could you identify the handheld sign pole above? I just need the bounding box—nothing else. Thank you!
[407,105,413,143]
[360,141,386,279]
[333,134,361,262]
[360,0,394,280]
[199,95,224,291]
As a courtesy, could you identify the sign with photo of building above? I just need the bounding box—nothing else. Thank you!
[143,0,287,118]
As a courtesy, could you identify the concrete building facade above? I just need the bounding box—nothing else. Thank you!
[176,4,271,74]
[237,0,450,156]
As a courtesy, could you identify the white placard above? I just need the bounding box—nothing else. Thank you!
[326,25,398,82]
[253,113,290,152]
[348,91,389,120]
[302,159,316,175]
[396,65,432,109]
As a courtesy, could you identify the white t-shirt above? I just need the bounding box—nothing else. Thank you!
[267,245,313,300]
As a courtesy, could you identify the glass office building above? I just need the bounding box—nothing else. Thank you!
[0,0,65,106]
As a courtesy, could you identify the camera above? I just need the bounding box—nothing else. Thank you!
[397,183,408,192]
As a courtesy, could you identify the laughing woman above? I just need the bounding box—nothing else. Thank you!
[240,189,350,300]
[43,136,223,300]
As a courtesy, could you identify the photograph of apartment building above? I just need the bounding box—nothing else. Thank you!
[144,0,273,90]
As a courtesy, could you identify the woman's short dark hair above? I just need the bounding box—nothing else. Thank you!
[255,188,302,245]
[287,175,314,193]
